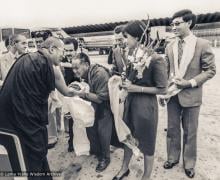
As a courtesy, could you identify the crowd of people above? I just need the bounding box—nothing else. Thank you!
[0,9,216,180]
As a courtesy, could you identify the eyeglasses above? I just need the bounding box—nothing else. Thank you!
[170,21,185,27]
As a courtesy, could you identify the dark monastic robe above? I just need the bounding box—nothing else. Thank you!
[0,50,55,174]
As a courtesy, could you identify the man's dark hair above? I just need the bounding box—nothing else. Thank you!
[114,25,125,34]
[63,37,78,51]
[32,31,52,41]
[7,34,25,46]
[172,9,196,29]
[5,37,10,47]
[75,52,90,66]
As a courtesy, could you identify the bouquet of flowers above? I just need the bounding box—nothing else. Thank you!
[124,17,162,84]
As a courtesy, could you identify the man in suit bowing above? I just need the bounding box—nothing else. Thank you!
[163,9,216,178]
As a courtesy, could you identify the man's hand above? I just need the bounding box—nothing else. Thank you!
[174,78,191,89]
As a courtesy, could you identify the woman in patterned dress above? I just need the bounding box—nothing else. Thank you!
[112,20,168,180]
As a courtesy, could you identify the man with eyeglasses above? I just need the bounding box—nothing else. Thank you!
[0,37,79,179]
[162,9,216,178]
[0,34,27,89]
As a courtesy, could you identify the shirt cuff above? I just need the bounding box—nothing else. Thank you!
[189,79,197,88]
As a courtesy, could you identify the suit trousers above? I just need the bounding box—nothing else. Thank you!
[166,95,200,169]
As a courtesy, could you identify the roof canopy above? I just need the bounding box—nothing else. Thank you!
[63,12,220,35]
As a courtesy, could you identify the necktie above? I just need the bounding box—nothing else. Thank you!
[121,48,128,66]
[178,39,184,67]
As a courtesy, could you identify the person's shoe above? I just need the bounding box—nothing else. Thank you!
[112,169,130,180]
[185,168,195,178]
[95,158,110,173]
[47,136,58,149]
[68,146,74,152]
[47,142,57,149]
[163,161,179,169]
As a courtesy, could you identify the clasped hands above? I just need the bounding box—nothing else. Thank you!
[173,77,191,89]
[68,82,87,98]
[120,80,138,93]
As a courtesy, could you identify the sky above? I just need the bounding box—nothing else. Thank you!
[0,0,219,28]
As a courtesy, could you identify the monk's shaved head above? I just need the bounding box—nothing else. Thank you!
[40,37,65,66]
[41,37,64,49]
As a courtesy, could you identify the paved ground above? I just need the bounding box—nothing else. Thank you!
[48,48,220,180]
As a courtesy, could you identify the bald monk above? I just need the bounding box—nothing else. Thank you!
[0,37,79,179]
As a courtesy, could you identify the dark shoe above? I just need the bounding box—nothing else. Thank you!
[163,161,179,169]
[112,169,130,180]
[47,136,58,149]
[47,142,57,149]
[68,146,74,152]
[185,168,195,178]
[95,158,110,173]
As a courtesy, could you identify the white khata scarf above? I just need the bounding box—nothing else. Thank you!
[162,33,197,99]
[173,33,197,78]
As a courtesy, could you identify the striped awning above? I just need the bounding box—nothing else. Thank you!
[63,12,220,35]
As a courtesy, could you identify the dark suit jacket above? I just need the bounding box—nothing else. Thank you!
[112,47,127,74]
[166,37,216,107]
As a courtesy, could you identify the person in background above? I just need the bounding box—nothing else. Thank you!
[61,37,79,85]
[33,31,52,49]
[163,9,216,178]
[0,34,27,89]
[112,20,167,180]
[0,37,78,179]
[35,37,44,49]
[60,37,80,152]
[71,52,113,173]
[110,25,128,75]
[47,89,62,149]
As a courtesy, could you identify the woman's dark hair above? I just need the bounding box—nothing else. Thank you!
[172,9,196,29]
[75,52,90,66]
[123,20,151,45]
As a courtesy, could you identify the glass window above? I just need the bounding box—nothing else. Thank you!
[1,28,13,41]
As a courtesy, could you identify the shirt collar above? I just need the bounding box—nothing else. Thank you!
[7,50,16,59]
[183,32,194,43]
[178,32,194,44]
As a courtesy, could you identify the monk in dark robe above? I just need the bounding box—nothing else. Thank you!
[0,37,78,179]
[71,52,113,173]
